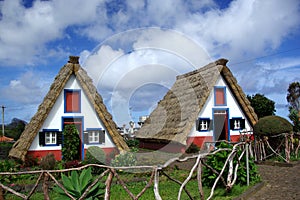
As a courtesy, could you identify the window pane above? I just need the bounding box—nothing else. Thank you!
[215,88,225,105]
[65,90,80,112]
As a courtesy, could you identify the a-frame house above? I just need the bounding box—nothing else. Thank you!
[136,59,258,152]
[9,56,129,161]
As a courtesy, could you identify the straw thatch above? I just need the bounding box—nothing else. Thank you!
[9,56,129,161]
[135,58,258,146]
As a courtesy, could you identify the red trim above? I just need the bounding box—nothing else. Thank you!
[28,147,119,162]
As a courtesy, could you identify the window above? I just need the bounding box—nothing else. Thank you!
[196,118,212,131]
[230,118,245,130]
[214,87,226,106]
[39,129,62,146]
[88,131,99,143]
[84,129,105,144]
[64,89,81,113]
[45,132,57,145]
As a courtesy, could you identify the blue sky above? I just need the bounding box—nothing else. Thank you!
[0,0,300,126]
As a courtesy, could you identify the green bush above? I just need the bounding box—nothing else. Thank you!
[254,115,293,137]
[62,124,80,162]
[0,159,20,184]
[126,139,140,148]
[111,151,137,167]
[254,115,293,151]
[53,167,104,200]
[202,142,260,188]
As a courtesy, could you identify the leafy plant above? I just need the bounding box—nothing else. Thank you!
[202,142,260,187]
[0,159,20,184]
[62,124,80,162]
[82,146,106,174]
[52,167,104,200]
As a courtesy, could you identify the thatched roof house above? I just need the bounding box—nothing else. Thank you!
[136,58,257,151]
[9,56,129,161]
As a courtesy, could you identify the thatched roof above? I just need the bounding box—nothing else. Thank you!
[135,58,258,146]
[9,56,129,161]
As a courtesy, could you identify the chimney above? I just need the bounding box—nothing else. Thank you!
[68,56,80,64]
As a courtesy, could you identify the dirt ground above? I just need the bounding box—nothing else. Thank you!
[247,162,300,200]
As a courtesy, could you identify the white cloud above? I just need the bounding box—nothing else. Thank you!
[0,0,102,66]
[1,0,300,123]
[2,71,50,104]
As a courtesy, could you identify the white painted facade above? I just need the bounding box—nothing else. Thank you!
[188,76,252,140]
[29,75,116,151]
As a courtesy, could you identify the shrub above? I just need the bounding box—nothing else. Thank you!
[254,115,293,151]
[0,159,20,184]
[126,139,140,148]
[111,151,137,167]
[52,167,104,200]
[62,124,80,162]
[23,154,39,168]
[40,153,56,170]
[202,142,260,188]
[254,115,293,137]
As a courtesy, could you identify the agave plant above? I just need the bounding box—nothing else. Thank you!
[53,167,104,200]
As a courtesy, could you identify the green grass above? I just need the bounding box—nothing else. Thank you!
[110,178,250,200]
[3,168,252,200]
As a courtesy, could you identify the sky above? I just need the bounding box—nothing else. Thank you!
[0,0,300,127]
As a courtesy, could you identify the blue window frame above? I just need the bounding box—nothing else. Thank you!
[214,86,227,106]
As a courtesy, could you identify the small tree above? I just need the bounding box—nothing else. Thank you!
[62,124,80,162]
[247,93,276,119]
[287,82,300,131]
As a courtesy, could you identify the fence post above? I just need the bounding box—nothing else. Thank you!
[246,143,249,186]
[43,172,50,200]
[0,186,3,200]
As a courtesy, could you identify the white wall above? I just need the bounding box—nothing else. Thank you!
[188,76,252,138]
[29,75,116,151]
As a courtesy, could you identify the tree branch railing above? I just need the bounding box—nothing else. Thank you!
[253,132,300,163]
[0,141,253,200]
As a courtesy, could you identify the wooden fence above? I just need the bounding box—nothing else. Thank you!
[0,141,252,200]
